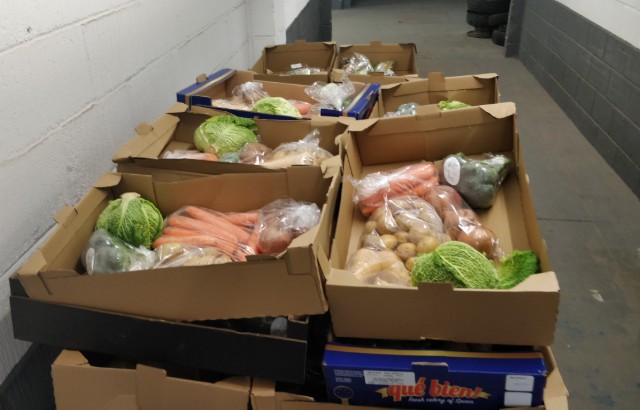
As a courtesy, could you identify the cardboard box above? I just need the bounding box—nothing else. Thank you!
[251,346,569,410]
[113,103,347,175]
[321,343,546,409]
[16,165,340,322]
[325,103,561,346]
[378,72,500,116]
[52,350,251,410]
[177,69,380,120]
[251,40,338,85]
[11,278,311,382]
[331,41,418,85]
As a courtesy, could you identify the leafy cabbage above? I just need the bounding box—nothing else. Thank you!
[253,97,302,118]
[194,116,258,155]
[438,100,471,111]
[95,192,163,249]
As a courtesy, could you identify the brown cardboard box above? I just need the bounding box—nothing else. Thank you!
[325,102,561,346]
[113,103,347,175]
[331,41,418,84]
[16,164,340,322]
[177,69,380,120]
[52,350,251,410]
[378,72,500,116]
[250,347,569,410]
[251,40,338,85]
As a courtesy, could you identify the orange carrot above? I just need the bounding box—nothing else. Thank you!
[182,206,252,244]
[222,211,259,228]
[166,214,239,244]
[162,226,202,237]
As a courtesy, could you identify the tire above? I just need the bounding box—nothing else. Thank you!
[467,0,510,14]
[492,28,506,46]
[466,11,491,28]
[487,12,509,27]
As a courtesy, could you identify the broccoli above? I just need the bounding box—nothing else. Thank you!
[497,250,539,289]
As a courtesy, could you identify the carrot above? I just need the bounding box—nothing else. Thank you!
[182,206,252,244]
[166,214,239,244]
[221,211,259,228]
[162,226,202,237]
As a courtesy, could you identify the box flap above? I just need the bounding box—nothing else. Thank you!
[103,395,139,410]
[481,101,516,118]
[54,205,78,227]
[135,365,166,410]
[94,172,122,188]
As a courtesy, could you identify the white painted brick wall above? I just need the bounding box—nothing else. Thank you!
[557,0,640,48]
[0,0,308,387]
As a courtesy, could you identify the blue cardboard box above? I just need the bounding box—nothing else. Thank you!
[176,69,380,120]
[322,343,547,409]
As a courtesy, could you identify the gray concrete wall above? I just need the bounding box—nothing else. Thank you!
[287,0,333,42]
[517,0,640,196]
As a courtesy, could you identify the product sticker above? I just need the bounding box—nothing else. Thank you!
[443,157,461,186]
[505,375,535,392]
[363,370,415,386]
[504,391,533,407]
[290,63,303,69]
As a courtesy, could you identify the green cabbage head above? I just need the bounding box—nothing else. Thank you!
[253,97,302,118]
[95,192,163,249]
[194,118,258,155]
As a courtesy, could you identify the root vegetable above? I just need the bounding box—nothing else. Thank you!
[395,242,417,261]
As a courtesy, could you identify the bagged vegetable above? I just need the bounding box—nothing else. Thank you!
[95,192,163,249]
[152,206,259,262]
[423,185,501,259]
[194,115,259,156]
[359,195,450,273]
[347,247,411,286]
[349,162,440,217]
[154,243,234,267]
[238,142,273,165]
[341,53,396,76]
[256,199,321,255]
[231,81,269,106]
[305,78,356,110]
[82,229,158,275]
[383,102,418,117]
[441,152,511,208]
[256,129,333,169]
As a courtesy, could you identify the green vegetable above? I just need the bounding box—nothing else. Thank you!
[95,192,163,249]
[412,241,498,289]
[443,152,510,209]
[83,229,158,274]
[194,117,259,155]
[497,250,539,289]
[438,100,471,111]
[253,97,302,118]
[411,251,465,287]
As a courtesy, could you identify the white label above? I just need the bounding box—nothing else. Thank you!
[363,370,415,386]
[290,63,303,69]
[505,375,535,392]
[443,157,461,186]
[504,391,533,407]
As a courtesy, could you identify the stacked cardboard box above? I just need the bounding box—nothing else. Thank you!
[9,40,569,410]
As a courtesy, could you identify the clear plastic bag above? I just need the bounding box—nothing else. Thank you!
[349,162,440,217]
[304,78,356,110]
[154,243,234,267]
[374,60,396,76]
[346,247,412,286]
[82,229,158,275]
[259,129,334,169]
[423,185,502,260]
[383,102,418,117]
[341,53,374,74]
[256,198,321,255]
[238,142,273,165]
[231,81,270,106]
[154,206,259,262]
[441,152,511,209]
[209,98,251,111]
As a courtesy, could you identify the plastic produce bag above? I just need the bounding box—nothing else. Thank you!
[341,52,374,74]
[383,102,418,117]
[231,81,270,106]
[154,243,234,267]
[247,129,333,169]
[256,198,321,255]
[441,152,511,208]
[304,78,356,110]
[161,149,219,161]
[82,229,158,275]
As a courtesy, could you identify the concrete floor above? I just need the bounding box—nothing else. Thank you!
[333,1,640,409]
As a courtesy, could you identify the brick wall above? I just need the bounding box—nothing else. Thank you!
[517,0,640,196]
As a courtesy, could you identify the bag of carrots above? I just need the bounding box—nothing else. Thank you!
[348,162,440,217]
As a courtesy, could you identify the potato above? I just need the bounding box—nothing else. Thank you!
[394,231,410,243]
[405,256,417,272]
[364,220,378,234]
[416,235,439,254]
[380,234,399,250]
[395,242,417,261]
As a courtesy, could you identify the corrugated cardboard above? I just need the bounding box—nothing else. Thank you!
[52,350,250,410]
[378,72,500,116]
[251,347,568,410]
[16,165,340,322]
[112,103,347,175]
[331,41,418,84]
[176,69,380,120]
[251,40,338,85]
[325,102,561,346]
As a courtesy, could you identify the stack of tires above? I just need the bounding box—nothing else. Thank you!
[466,0,510,46]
